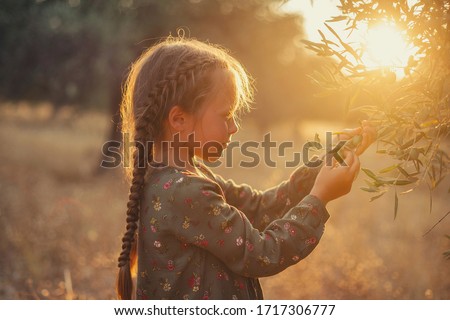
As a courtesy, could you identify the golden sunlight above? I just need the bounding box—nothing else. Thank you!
[281,1,419,78]
[363,24,413,69]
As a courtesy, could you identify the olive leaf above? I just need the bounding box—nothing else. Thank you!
[303,0,450,233]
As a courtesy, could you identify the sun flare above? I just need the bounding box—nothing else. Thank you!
[363,24,413,69]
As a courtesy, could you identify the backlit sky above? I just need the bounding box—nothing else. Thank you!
[281,0,418,74]
[281,0,342,41]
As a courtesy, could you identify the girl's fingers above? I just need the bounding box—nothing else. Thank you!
[355,122,377,155]
[340,150,360,180]
[349,153,361,176]
[350,155,361,181]
[352,127,363,134]
[321,155,336,170]
[336,127,362,141]
[341,149,355,167]
[355,132,368,155]
[342,150,359,171]
[362,121,377,140]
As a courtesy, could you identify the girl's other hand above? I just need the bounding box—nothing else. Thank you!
[355,120,377,155]
[334,120,377,156]
[310,149,360,205]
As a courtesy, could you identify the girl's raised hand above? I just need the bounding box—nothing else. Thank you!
[355,120,377,155]
[334,120,377,156]
[310,149,361,205]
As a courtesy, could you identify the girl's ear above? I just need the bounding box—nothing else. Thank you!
[167,105,192,131]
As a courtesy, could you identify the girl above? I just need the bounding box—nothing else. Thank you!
[116,36,375,300]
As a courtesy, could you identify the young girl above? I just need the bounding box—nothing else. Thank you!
[116,36,375,300]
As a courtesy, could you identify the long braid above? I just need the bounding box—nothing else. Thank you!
[116,124,147,300]
[117,39,251,299]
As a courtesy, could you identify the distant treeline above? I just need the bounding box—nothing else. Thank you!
[0,0,346,127]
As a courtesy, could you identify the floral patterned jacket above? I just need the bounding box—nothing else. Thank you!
[136,161,329,300]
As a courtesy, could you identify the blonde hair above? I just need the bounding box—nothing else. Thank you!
[116,36,253,299]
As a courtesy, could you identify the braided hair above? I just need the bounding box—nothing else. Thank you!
[116,37,253,299]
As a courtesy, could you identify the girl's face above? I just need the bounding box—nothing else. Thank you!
[188,73,239,162]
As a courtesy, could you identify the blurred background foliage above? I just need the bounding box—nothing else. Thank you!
[0,0,345,131]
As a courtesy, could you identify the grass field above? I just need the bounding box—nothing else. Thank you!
[0,103,448,299]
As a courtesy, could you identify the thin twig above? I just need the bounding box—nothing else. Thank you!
[423,210,450,237]
[64,268,74,300]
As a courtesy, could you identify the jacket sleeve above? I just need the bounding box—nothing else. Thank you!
[164,174,329,278]
[211,162,323,230]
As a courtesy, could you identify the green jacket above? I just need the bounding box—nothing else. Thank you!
[136,162,329,299]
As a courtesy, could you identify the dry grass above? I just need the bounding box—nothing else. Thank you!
[0,103,448,299]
